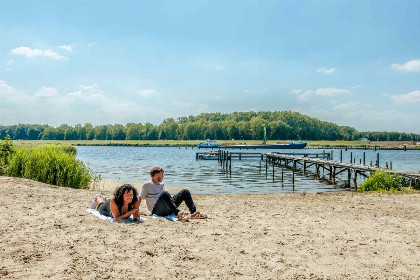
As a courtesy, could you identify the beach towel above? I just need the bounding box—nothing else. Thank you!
[86,209,146,223]
[151,213,178,222]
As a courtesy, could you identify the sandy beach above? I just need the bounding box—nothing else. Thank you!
[0,176,419,280]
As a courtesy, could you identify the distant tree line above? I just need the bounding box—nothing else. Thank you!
[1,111,418,141]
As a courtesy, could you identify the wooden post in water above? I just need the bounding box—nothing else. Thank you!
[265,159,268,176]
[259,154,262,172]
[281,167,284,183]
[292,168,295,185]
[332,166,336,182]
[229,154,232,175]
[239,153,242,160]
[226,151,229,173]
[329,165,332,180]
[376,152,379,167]
[390,161,392,170]
[331,150,333,161]
[345,146,347,151]
[340,150,342,163]
[350,152,353,164]
[303,160,307,174]
[363,152,365,165]
[272,161,275,181]
[353,171,358,190]
[348,169,351,186]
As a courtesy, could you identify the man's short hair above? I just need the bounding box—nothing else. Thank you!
[150,167,164,177]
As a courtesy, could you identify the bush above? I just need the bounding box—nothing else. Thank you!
[0,135,15,175]
[360,171,404,192]
[6,145,92,189]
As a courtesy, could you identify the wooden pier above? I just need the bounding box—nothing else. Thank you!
[196,150,420,189]
[265,153,420,188]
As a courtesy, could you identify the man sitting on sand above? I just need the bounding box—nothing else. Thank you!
[140,167,207,220]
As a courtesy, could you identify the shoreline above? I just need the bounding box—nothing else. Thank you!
[13,140,420,150]
[1,176,419,279]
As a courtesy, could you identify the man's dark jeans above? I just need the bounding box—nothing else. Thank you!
[152,189,196,216]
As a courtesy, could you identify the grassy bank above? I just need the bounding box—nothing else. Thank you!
[1,139,93,189]
[13,139,419,149]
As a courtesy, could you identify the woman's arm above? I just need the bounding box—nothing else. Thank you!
[110,199,138,221]
[132,198,141,221]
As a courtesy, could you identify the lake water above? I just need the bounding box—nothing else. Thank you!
[76,146,420,194]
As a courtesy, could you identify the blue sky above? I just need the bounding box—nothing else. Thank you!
[0,0,419,133]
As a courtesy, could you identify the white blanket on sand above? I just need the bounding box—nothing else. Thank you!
[86,209,146,223]
[151,214,178,222]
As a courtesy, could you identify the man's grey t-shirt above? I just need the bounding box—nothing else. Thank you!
[140,180,164,213]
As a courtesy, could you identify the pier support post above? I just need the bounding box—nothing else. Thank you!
[292,169,295,185]
[390,161,392,170]
[329,165,332,180]
[350,152,353,164]
[363,152,365,166]
[348,169,351,186]
[226,151,230,173]
[303,161,307,174]
[353,171,358,190]
[281,167,284,183]
[265,160,268,176]
[272,162,275,181]
[229,154,232,175]
[376,152,379,167]
[331,150,333,161]
[340,150,342,163]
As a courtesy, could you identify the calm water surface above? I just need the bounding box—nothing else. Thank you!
[76,146,420,194]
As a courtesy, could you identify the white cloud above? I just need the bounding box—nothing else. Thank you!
[316,67,337,74]
[59,45,72,51]
[0,81,166,125]
[391,59,420,72]
[34,87,60,98]
[138,89,159,97]
[11,46,68,60]
[291,88,312,102]
[315,87,350,96]
[333,102,361,110]
[391,90,420,103]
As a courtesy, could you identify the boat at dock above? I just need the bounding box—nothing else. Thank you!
[221,142,307,149]
[197,140,307,149]
[197,140,220,148]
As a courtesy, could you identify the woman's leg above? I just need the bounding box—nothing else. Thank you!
[152,191,180,216]
[172,189,197,214]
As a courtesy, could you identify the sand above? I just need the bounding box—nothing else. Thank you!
[0,176,419,280]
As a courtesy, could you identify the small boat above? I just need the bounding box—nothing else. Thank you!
[197,152,219,160]
[197,140,219,148]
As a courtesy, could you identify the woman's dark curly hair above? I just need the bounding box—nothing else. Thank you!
[113,184,139,210]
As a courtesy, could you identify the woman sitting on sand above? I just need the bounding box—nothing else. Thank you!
[92,184,141,221]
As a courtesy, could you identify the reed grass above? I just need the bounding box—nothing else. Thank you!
[6,145,92,189]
